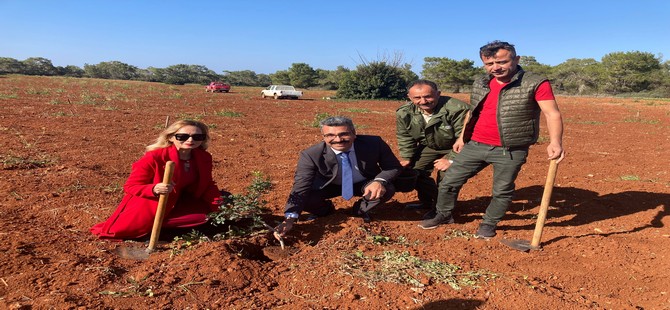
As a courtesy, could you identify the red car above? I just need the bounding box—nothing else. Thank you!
[205,82,231,93]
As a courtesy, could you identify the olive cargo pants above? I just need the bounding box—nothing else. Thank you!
[435,141,528,226]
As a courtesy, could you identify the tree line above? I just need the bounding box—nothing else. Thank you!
[1,50,669,99]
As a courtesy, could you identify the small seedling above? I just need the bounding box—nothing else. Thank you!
[169,230,208,257]
[340,108,370,113]
[310,112,332,127]
[368,235,390,245]
[1,154,55,169]
[215,110,244,118]
[443,229,475,240]
[620,174,641,181]
[176,113,204,121]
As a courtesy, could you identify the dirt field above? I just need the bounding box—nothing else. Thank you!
[1,75,669,309]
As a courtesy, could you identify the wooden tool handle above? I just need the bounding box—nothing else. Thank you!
[530,159,559,248]
[147,161,175,252]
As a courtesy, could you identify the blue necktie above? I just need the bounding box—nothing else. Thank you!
[340,151,354,200]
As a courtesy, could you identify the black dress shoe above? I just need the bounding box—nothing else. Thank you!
[352,202,361,216]
[352,202,372,223]
[360,211,372,223]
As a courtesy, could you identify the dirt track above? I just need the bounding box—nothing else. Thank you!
[1,75,669,309]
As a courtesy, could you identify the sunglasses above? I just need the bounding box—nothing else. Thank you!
[174,133,206,142]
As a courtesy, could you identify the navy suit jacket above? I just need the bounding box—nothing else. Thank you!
[284,135,401,214]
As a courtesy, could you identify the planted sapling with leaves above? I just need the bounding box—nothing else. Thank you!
[208,171,272,239]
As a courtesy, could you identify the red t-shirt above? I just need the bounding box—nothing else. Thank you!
[471,79,555,146]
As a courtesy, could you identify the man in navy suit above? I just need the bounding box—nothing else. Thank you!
[275,116,402,236]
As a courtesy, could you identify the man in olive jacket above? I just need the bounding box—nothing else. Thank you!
[396,80,469,215]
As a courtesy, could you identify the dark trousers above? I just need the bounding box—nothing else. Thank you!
[435,141,528,226]
[303,180,396,216]
[410,146,450,208]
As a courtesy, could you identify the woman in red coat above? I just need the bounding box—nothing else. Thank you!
[91,120,223,239]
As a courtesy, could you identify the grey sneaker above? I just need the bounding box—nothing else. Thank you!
[475,223,497,239]
[422,209,437,220]
[418,212,454,230]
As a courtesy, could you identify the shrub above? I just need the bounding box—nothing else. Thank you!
[337,61,410,100]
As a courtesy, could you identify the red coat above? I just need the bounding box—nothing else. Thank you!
[91,146,221,239]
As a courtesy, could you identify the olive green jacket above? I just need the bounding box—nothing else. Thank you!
[396,96,470,160]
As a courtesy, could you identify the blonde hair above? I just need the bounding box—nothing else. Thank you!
[146,120,211,151]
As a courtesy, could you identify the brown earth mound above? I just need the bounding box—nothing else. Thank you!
[1,75,669,309]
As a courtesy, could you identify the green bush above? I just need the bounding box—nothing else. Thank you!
[337,61,410,100]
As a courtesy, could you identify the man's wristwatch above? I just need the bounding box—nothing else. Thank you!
[285,212,299,221]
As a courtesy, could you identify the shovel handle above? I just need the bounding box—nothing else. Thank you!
[147,161,175,252]
[530,159,559,248]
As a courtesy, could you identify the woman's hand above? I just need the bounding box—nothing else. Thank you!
[152,182,175,196]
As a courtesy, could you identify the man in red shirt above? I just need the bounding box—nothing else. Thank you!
[419,41,565,239]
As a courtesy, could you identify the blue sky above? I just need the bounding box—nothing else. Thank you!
[1,1,669,75]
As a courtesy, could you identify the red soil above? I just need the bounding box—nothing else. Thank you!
[1,75,668,309]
